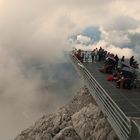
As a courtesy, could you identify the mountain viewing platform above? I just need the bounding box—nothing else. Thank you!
[70,52,140,140]
[84,62,140,118]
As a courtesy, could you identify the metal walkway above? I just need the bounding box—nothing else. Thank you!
[83,62,140,118]
[70,53,140,140]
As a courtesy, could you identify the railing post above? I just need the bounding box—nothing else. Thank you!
[129,119,140,140]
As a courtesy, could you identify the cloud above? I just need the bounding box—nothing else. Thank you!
[82,26,101,43]
[76,34,91,45]
[100,29,131,47]
[0,1,81,139]
[91,40,134,58]
[0,44,81,139]
[104,16,140,31]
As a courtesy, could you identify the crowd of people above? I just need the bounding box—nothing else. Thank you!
[73,47,140,89]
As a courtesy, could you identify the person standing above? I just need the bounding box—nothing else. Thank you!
[115,54,119,69]
[120,56,125,68]
[94,48,98,62]
[129,56,134,66]
[121,56,125,62]
[98,47,102,61]
[91,49,95,63]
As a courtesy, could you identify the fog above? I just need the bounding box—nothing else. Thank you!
[0,0,140,139]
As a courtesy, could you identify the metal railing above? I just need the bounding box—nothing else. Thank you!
[70,53,131,140]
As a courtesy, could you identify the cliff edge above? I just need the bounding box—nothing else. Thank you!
[15,86,118,140]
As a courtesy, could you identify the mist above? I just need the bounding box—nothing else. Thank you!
[0,0,140,139]
[0,1,81,139]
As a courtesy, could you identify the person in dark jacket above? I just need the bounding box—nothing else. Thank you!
[121,56,125,62]
[115,54,119,69]
[129,56,134,66]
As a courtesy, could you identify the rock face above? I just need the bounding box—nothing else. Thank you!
[15,86,118,140]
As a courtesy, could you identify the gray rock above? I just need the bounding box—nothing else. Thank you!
[72,103,101,140]
[53,126,81,140]
[15,86,118,140]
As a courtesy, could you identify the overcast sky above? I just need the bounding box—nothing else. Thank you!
[0,0,140,139]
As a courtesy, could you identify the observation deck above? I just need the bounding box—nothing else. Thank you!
[70,52,140,140]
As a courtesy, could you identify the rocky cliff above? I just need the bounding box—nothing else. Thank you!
[15,87,118,140]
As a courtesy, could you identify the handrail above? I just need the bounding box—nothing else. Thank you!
[70,53,131,140]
